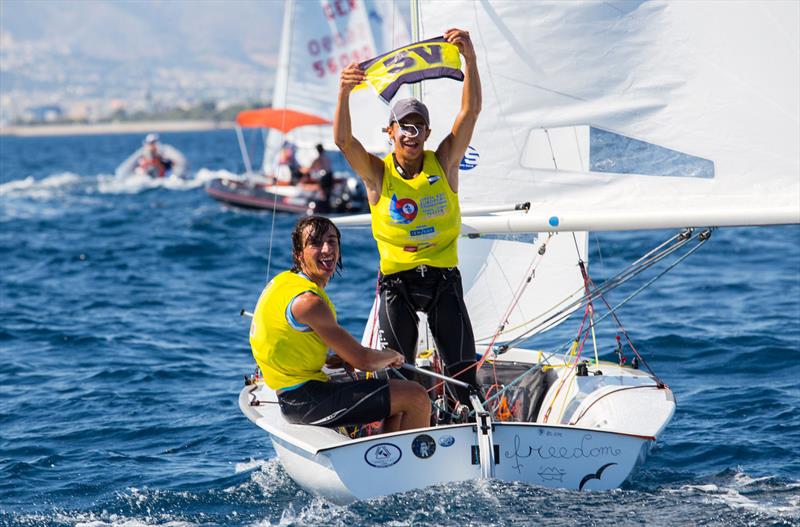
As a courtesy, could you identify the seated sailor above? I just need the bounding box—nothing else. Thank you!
[137,133,173,178]
[249,215,430,432]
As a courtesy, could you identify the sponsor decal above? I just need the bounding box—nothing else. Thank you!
[364,443,402,468]
[459,145,480,170]
[427,175,440,185]
[409,226,435,237]
[419,193,447,218]
[389,194,418,224]
[438,435,455,447]
[412,434,436,459]
[403,242,434,252]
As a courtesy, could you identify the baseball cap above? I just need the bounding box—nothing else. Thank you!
[390,98,430,126]
[144,133,160,144]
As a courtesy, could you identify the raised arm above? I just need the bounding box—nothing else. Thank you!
[334,63,385,203]
[292,292,405,372]
[435,28,482,193]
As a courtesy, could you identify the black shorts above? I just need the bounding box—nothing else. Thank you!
[377,266,477,404]
[277,379,391,427]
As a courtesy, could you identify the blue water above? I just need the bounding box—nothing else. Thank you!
[1,130,798,526]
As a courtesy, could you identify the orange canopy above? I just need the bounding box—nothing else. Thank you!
[235,108,332,133]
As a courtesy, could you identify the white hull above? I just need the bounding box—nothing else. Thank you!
[239,352,674,504]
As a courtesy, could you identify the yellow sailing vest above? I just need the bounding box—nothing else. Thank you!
[249,271,335,390]
[369,151,461,274]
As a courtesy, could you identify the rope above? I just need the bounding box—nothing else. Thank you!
[574,229,713,381]
[264,1,299,281]
[432,228,708,417]
[473,233,553,368]
[499,229,697,349]
[470,228,711,417]
[513,233,690,340]
[428,233,553,399]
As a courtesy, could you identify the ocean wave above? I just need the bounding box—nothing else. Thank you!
[95,172,207,194]
[0,172,83,199]
[193,168,239,184]
[0,170,214,203]
[234,458,270,474]
[668,469,800,521]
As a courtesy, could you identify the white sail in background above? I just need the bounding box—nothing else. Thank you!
[415,1,799,231]
[265,0,411,169]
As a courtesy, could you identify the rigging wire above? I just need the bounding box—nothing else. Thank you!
[529,229,712,387]
[431,232,556,402]
[594,235,605,267]
[441,228,699,405]
[476,232,554,358]
[265,0,298,281]
[498,229,695,349]
[460,228,712,415]
[480,230,690,344]
[575,228,713,381]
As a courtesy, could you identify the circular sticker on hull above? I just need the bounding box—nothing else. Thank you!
[438,435,455,447]
[364,443,402,468]
[412,434,436,459]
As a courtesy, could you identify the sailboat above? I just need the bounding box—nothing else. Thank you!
[239,0,799,504]
[205,0,410,213]
[205,107,370,213]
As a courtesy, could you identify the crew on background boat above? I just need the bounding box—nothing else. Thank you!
[333,28,482,416]
[303,143,334,178]
[300,144,335,211]
[249,216,430,432]
[272,141,302,185]
[136,133,173,178]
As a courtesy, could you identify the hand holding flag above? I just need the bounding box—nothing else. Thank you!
[353,36,464,104]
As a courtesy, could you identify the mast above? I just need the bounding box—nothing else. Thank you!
[262,0,295,172]
[410,0,422,101]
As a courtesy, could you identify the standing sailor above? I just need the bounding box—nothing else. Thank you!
[333,28,482,411]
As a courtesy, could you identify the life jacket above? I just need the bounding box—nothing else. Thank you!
[138,155,166,178]
[369,151,461,275]
[249,271,335,390]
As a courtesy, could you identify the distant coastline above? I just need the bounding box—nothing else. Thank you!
[0,119,236,137]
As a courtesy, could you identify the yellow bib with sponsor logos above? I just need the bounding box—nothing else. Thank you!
[369,151,460,275]
[249,271,335,390]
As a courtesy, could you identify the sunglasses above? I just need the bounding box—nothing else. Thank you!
[395,122,427,138]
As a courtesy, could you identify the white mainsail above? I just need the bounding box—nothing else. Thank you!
[416,0,799,232]
[265,0,411,169]
[360,1,799,345]
[425,0,796,343]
